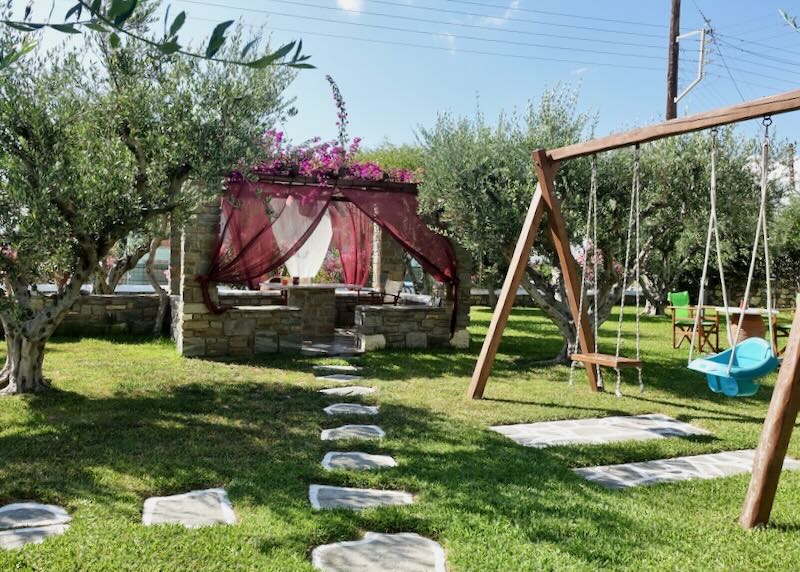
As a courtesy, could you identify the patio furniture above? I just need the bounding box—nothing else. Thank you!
[667,291,720,352]
[715,306,779,346]
[771,293,798,356]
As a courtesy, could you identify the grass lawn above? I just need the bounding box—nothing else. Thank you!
[1,307,800,571]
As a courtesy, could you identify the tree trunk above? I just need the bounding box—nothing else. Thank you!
[0,330,48,395]
[144,226,169,336]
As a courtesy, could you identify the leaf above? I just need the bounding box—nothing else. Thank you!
[169,12,186,37]
[110,0,138,26]
[292,39,302,61]
[163,4,170,37]
[50,23,82,34]
[109,32,121,48]
[84,21,108,32]
[90,0,103,14]
[240,38,258,59]
[157,39,181,55]
[288,62,315,69]
[65,3,83,21]
[3,21,39,32]
[205,20,234,58]
[245,41,295,68]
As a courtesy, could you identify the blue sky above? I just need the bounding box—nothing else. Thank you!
[22,1,800,147]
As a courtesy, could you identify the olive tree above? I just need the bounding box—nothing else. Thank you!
[0,20,295,394]
[418,87,635,362]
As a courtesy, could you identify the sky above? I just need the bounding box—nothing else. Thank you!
[18,0,800,148]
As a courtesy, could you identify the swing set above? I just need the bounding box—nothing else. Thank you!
[467,89,800,529]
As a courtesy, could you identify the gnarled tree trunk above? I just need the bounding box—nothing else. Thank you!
[0,329,48,394]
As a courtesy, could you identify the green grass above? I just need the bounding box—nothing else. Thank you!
[1,307,799,571]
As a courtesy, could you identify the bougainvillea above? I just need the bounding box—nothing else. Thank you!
[249,76,422,184]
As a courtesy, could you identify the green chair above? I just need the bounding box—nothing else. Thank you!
[668,290,720,352]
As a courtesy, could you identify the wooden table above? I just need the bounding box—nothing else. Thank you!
[716,307,779,346]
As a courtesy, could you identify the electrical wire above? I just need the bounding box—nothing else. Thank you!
[176,0,674,61]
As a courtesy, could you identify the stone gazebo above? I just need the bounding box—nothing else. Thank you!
[171,177,471,358]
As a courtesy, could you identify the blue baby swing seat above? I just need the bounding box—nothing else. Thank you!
[688,337,779,397]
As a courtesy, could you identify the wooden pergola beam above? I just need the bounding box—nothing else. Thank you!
[549,89,800,162]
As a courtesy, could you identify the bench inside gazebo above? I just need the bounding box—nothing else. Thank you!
[170,175,471,358]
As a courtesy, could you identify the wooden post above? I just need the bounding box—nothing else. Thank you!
[666,0,681,120]
[534,150,600,392]
[467,185,548,399]
[740,304,800,528]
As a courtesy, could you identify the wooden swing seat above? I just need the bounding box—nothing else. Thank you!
[570,353,643,369]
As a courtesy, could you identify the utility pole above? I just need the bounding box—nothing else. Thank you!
[666,0,681,120]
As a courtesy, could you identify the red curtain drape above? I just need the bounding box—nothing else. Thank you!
[329,201,373,287]
[197,181,333,312]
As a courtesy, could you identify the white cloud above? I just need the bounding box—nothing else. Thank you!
[440,32,457,55]
[337,0,365,13]
[483,0,520,27]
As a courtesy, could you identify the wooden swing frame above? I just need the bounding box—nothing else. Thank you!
[466,88,800,529]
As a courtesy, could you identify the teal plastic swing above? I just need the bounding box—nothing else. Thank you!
[686,121,779,398]
[688,338,779,397]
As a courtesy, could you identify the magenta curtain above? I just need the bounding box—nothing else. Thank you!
[197,181,333,312]
[329,201,373,287]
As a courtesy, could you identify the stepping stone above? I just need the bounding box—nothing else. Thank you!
[309,485,413,511]
[312,532,447,572]
[142,488,236,528]
[322,452,398,471]
[0,525,70,550]
[0,503,71,530]
[324,403,379,416]
[321,425,385,441]
[491,414,709,448]
[314,364,363,373]
[575,449,800,489]
[319,386,376,397]
[317,374,365,384]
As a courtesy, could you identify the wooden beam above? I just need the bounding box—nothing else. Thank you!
[467,185,548,399]
[740,304,800,528]
[549,89,800,162]
[534,150,600,392]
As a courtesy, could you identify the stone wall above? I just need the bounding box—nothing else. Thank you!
[26,294,164,337]
[709,283,798,309]
[175,201,303,357]
[355,305,454,351]
[218,290,284,307]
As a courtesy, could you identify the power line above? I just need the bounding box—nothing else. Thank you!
[443,0,667,30]
[714,36,800,69]
[179,0,666,41]
[186,16,666,72]
[176,0,672,61]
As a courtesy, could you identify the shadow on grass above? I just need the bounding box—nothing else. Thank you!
[0,375,681,569]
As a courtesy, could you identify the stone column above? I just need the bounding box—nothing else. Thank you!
[169,213,182,295]
[176,200,223,357]
[376,231,406,289]
[449,241,472,349]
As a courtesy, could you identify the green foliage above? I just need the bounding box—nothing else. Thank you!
[356,142,425,172]
[0,0,312,73]
[774,193,800,289]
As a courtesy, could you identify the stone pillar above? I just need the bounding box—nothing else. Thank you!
[449,241,472,349]
[169,213,182,295]
[376,230,406,289]
[176,200,223,357]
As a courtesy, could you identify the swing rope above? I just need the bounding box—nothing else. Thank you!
[614,144,644,397]
[728,117,776,373]
[569,156,600,387]
[689,129,733,363]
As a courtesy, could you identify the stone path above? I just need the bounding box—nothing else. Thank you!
[317,374,366,384]
[322,452,397,471]
[324,403,379,416]
[491,414,708,448]
[309,485,413,511]
[313,368,446,569]
[312,532,447,572]
[321,424,385,441]
[142,488,236,528]
[319,386,376,397]
[314,364,363,374]
[0,503,71,550]
[575,449,800,489]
